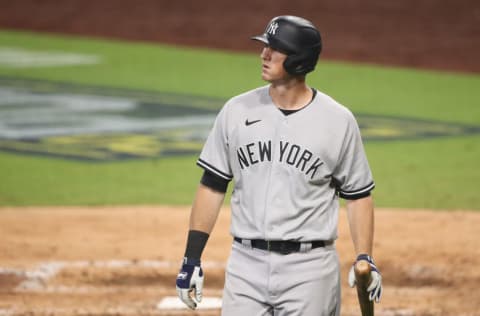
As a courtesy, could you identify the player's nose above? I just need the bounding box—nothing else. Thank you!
[261,46,272,60]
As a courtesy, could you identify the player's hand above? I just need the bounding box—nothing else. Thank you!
[348,254,382,303]
[176,257,204,309]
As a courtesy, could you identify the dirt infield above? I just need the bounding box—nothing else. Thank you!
[1,206,479,316]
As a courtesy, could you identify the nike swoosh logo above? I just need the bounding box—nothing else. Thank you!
[245,119,262,126]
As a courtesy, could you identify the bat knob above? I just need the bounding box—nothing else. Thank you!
[355,260,371,276]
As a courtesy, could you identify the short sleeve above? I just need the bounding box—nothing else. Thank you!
[196,105,233,181]
[333,113,375,199]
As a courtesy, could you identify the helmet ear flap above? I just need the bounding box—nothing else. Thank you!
[283,50,318,75]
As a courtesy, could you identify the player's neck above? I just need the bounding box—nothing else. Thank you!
[269,78,312,110]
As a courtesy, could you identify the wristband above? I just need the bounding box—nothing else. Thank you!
[184,230,209,260]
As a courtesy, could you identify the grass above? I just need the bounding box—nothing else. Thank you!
[0,30,259,99]
[366,135,480,210]
[1,135,478,209]
[308,62,480,125]
[1,30,479,125]
[0,30,479,209]
[0,152,202,206]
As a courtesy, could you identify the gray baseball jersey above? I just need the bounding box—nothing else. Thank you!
[197,85,374,242]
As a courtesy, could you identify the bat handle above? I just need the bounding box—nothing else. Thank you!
[355,260,372,285]
[354,260,374,316]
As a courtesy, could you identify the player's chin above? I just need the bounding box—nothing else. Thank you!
[261,68,268,76]
[261,70,275,82]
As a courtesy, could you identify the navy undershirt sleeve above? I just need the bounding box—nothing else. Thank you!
[200,169,230,193]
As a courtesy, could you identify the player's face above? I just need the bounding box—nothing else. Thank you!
[260,46,289,82]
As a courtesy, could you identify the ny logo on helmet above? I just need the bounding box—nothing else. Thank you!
[266,21,279,35]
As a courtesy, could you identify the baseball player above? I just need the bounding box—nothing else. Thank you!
[176,15,382,315]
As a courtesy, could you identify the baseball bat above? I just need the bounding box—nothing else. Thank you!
[354,260,374,316]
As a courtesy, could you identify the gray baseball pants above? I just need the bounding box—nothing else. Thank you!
[221,240,341,316]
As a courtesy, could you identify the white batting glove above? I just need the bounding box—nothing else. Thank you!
[176,257,204,309]
[348,254,383,303]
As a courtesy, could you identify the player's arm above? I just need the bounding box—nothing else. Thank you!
[176,170,229,309]
[185,169,229,256]
[336,112,382,303]
[345,194,382,303]
[345,194,374,256]
[189,183,226,234]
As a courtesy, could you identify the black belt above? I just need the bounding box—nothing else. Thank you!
[234,237,331,255]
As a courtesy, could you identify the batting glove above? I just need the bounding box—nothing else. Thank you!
[348,254,383,303]
[176,257,204,309]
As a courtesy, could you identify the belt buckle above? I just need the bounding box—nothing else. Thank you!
[266,240,293,255]
[278,241,293,255]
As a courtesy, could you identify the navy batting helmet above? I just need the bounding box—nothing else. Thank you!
[251,15,322,75]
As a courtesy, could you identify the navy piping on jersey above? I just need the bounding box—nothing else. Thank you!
[197,158,233,181]
[338,181,375,200]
